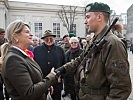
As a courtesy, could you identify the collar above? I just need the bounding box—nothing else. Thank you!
[12,46,28,56]
[92,25,108,42]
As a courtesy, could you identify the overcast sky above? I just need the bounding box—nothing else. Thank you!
[9,0,133,15]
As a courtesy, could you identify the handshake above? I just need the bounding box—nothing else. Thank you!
[55,66,66,77]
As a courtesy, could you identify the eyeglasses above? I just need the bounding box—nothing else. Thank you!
[0,33,5,35]
[71,42,78,44]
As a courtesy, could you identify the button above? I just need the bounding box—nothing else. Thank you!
[48,62,50,64]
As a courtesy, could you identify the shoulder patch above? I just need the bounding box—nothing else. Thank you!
[112,59,129,76]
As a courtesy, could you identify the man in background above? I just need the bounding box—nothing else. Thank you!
[33,30,66,100]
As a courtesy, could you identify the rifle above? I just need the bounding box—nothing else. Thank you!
[55,17,119,78]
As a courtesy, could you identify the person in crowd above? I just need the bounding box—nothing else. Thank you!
[0,28,8,46]
[86,34,92,44]
[60,34,71,52]
[55,2,131,100]
[1,20,60,100]
[33,30,66,100]
[78,37,83,49]
[130,41,133,54]
[0,28,9,100]
[32,36,40,48]
[81,39,87,50]
[112,23,127,48]
[112,23,123,38]
[62,37,83,100]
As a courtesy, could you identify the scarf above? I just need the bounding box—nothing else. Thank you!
[70,45,80,53]
[23,49,34,60]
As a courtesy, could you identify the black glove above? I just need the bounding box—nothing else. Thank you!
[55,66,66,77]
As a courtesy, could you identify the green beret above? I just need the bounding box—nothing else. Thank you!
[69,33,76,38]
[85,2,110,14]
[0,28,5,34]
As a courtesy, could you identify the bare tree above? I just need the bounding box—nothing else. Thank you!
[58,6,77,34]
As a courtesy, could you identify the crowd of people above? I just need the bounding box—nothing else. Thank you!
[0,2,132,100]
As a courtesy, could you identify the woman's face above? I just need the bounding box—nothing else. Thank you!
[70,41,79,49]
[15,25,33,48]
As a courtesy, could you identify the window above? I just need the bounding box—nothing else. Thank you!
[34,23,42,38]
[53,23,60,38]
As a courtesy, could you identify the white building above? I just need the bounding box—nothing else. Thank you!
[127,4,133,41]
[0,0,86,40]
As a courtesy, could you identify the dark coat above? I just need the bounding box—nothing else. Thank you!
[1,47,57,100]
[64,47,83,90]
[33,43,66,94]
[33,43,66,77]
[64,47,83,100]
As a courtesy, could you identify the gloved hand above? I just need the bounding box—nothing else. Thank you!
[55,66,66,77]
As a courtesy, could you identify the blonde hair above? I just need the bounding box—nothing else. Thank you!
[6,20,29,44]
[0,43,10,72]
[0,20,29,72]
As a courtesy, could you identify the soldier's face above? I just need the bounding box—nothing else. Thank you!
[85,12,98,33]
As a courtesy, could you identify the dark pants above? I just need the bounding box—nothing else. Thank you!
[0,76,4,100]
[0,91,4,100]
[64,73,77,100]
[51,83,63,100]
[0,75,9,100]
[4,88,9,100]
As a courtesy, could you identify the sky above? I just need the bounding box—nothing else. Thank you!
[9,0,133,15]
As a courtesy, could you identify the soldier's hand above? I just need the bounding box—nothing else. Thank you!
[55,66,66,77]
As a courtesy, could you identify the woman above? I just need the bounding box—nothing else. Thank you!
[1,20,59,100]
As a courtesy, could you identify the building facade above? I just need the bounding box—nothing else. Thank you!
[0,0,86,40]
[127,4,133,41]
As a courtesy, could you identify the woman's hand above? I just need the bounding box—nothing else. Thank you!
[51,67,61,83]
[50,67,56,75]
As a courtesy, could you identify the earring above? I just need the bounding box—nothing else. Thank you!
[16,39,18,43]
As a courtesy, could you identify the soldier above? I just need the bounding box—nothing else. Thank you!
[55,2,131,100]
